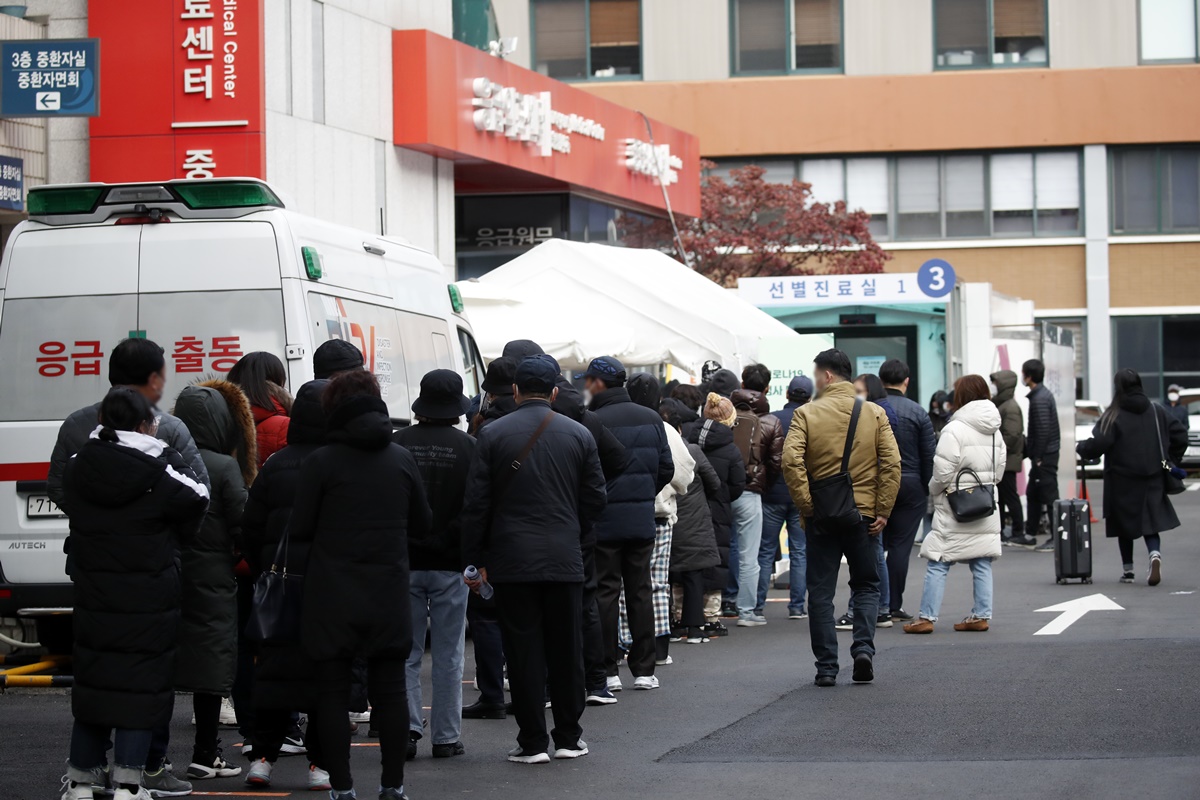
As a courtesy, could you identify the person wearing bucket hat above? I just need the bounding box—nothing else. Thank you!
[393,370,476,761]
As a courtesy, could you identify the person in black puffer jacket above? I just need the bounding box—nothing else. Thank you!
[61,388,209,800]
[240,379,330,790]
[172,380,258,782]
[686,394,746,636]
[1021,358,1061,549]
[290,370,432,800]
[585,357,674,689]
[393,370,476,759]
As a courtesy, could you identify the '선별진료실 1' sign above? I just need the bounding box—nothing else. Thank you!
[88,0,266,182]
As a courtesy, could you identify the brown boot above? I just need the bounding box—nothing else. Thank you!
[903,619,934,634]
[953,617,990,632]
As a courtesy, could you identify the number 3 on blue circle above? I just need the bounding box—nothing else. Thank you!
[918,259,956,298]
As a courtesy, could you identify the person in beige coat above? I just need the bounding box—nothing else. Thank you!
[905,375,1006,634]
[782,349,901,687]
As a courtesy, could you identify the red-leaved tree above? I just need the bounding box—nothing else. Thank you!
[625,161,890,287]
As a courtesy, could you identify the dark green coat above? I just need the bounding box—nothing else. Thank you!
[172,381,257,695]
[991,370,1025,473]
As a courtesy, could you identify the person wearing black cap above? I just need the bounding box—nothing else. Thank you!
[470,357,518,436]
[460,355,607,764]
[583,356,674,692]
[709,369,741,399]
[759,375,814,621]
[312,339,366,380]
[394,370,476,761]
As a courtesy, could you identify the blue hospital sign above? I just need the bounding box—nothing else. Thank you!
[0,39,99,117]
[739,265,958,308]
[0,155,23,211]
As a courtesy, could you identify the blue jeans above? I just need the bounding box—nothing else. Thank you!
[68,721,153,786]
[758,502,806,614]
[407,570,469,745]
[807,516,879,677]
[848,533,890,616]
[731,492,764,615]
[918,558,994,622]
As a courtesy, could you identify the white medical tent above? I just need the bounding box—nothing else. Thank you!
[456,239,804,374]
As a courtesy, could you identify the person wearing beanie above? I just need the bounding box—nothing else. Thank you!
[760,375,814,621]
[460,355,607,764]
[394,370,476,761]
[709,369,741,399]
[312,340,365,380]
[625,374,695,667]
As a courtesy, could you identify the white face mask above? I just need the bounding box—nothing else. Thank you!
[855,391,868,401]
[582,389,593,406]
[990,382,999,397]
[1168,391,1180,403]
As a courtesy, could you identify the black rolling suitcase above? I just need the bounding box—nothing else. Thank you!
[1053,468,1093,585]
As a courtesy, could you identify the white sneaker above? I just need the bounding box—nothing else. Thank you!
[60,778,94,800]
[219,697,238,727]
[506,747,551,765]
[307,764,332,791]
[606,675,623,693]
[348,710,371,723]
[655,655,673,666]
[112,788,152,800]
[633,675,660,690]
[553,740,589,759]
[244,758,272,788]
[186,752,242,780]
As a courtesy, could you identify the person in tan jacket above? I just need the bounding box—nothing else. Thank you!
[782,349,901,687]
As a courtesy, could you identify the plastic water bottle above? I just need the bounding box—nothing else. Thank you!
[464,565,494,600]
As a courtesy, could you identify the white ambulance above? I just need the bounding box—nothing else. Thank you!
[0,179,486,651]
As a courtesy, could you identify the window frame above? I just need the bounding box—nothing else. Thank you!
[530,0,644,83]
[729,0,845,77]
[1137,0,1200,64]
[1109,145,1200,235]
[932,0,1050,72]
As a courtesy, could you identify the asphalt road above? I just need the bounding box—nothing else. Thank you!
[4,483,1200,800]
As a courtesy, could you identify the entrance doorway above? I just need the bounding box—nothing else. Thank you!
[795,325,921,403]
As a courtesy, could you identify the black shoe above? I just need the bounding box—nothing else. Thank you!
[406,731,419,761]
[1006,534,1037,549]
[432,741,465,759]
[720,601,738,619]
[703,621,729,638]
[852,653,874,683]
[1035,537,1056,552]
[462,701,507,720]
[814,675,837,688]
[891,608,914,622]
[835,614,853,631]
[876,613,894,628]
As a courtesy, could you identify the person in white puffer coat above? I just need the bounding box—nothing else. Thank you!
[904,375,1007,634]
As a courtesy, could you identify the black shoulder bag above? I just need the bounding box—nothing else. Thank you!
[947,434,997,523]
[494,412,556,501]
[1153,405,1186,496]
[809,399,864,533]
[246,527,304,644]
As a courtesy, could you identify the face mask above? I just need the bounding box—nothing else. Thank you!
[582,389,593,406]
[1168,392,1180,403]
[856,392,867,401]
[942,403,952,413]
[990,382,999,397]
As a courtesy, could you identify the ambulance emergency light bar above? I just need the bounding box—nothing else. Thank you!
[27,179,285,225]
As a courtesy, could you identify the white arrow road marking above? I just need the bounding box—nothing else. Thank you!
[1033,593,1124,635]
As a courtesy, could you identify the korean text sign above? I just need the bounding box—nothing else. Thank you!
[88,1,265,181]
[0,155,23,211]
[0,39,99,116]
[739,272,954,308]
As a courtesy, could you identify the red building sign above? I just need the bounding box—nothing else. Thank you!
[89,0,266,182]
[393,30,700,218]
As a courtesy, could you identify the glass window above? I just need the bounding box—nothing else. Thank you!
[945,155,987,237]
[1166,149,1200,231]
[896,157,942,239]
[532,0,640,80]
[1164,316,1200,373]
[794,0,842,70]
[1112,149,1159,233]
[846,158,890,239]
[1035,151,1081,233]
[1140,0,1199,62]
[935,0,1047,69]
[734,0,788,72]
[801,159,845,204]
[991,152,1034,235]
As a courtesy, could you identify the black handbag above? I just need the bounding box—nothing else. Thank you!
[245,526,305,644]
[1153,405,1186,496]
[947,434,997,523]
[809,398,865,533]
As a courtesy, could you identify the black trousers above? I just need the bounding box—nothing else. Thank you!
[581,545,607,693]
[596,538,655,678]
[883,478,928,613]
[806,516,879,677]
[493,582,585,754]
[192,693,221,761]
[998,470,1024,534]
[673,569,707,628]
[313,657,406,793]
[1025,463,1060,539]
[232,575,256,742]
[254,708,323,766]
[466,603,506,706]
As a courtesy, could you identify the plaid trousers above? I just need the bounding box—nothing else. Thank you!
[620,520,674,643]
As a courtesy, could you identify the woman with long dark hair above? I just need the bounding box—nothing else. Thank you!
[1077,369,1187,585]
[60,388,209,800]
[228,351,293,467]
